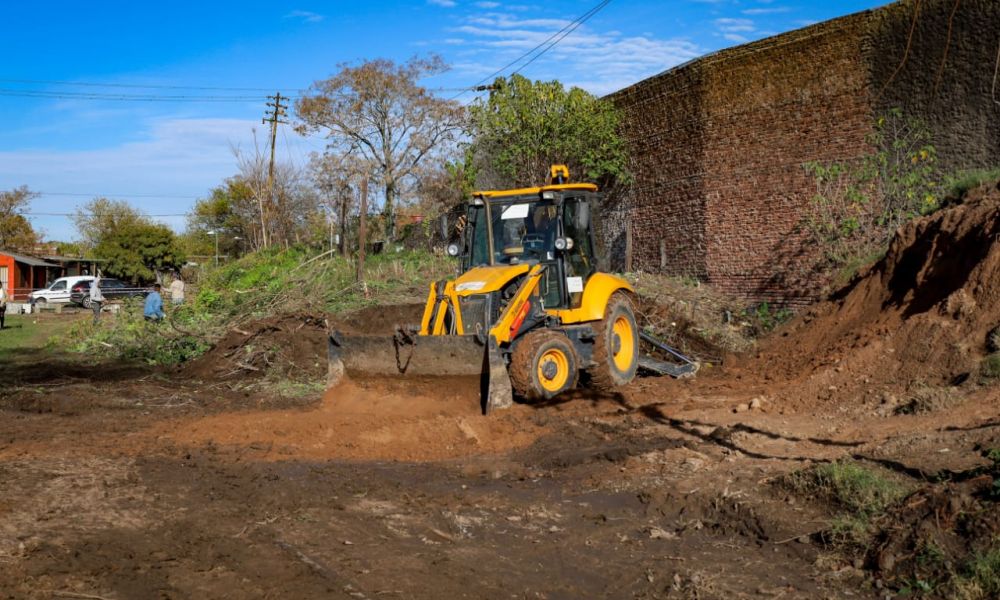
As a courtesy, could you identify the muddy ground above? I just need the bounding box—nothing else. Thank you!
[3,184,1000,599]
[2,332,998,599]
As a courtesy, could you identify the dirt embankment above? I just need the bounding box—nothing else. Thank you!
[181,304,427,382]
[738,180,1000,408]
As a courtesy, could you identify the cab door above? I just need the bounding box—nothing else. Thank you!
[48,279,69,303]
[560,196,597,309]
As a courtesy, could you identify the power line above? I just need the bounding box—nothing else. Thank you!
[509,1,609,78]
[0,77,297,93]
[452,0,612,99]
[0,88,278,103]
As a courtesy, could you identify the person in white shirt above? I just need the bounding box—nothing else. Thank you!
[0,281,7,330]
[169,275,185,306]
[89,276,104,324]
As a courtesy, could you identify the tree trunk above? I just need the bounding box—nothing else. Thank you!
[357,178,368,284]
[383,183,396,242]
[339,194,349,256]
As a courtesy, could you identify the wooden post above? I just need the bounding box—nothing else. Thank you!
[356,177,368,286]
[660,239,667,270]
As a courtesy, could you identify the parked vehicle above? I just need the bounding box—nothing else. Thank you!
[70,278,150,308]
[29,276,95,305]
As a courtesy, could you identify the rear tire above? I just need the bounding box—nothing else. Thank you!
[587,292,639,391]
[509,330,579,400]
[82,297,92,309]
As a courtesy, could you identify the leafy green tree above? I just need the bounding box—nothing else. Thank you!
[468,74,630,188]
[0,186,41,251]
[296,55,465,241]
[186,177,256,258]
[94,221,185,283]
[72,198,144,250]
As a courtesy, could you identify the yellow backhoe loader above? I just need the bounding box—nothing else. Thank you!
[328,166,692,412]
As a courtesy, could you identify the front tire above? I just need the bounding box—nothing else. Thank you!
[587,292,639,390]
[509,330,579,400]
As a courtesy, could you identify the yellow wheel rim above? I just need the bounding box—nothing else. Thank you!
[537,348,570,393]
[612,316,635,373]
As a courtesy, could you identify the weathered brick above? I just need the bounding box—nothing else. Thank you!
[606,0,1000,307]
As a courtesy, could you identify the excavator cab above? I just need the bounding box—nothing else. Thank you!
[329,166,642,413]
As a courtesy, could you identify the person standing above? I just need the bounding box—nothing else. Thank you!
[0,281,7,330]
[169,274,185,306]
[90,276,104,324]
[144,284,166,321]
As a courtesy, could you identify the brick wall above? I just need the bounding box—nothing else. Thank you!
[608,0,1000,307]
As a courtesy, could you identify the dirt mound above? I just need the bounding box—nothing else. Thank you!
[750,180,1000,404]
[183,304,426,381]
[867,473,1000,592]
[183,314,329,380]
[329,303,425,334]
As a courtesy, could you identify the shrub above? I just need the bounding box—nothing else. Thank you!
[803,108,943,276]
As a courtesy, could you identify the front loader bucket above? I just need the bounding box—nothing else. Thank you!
[328,330,514,413]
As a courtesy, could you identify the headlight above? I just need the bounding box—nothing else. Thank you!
[554,237,574,251]
[446,243,461,257]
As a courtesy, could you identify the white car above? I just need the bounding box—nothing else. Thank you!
[29,276,95,305]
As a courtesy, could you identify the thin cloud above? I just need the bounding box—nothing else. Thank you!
[428,0,457,7]
[284,10,324,23]
[714,18,755,33]
[742,7,791,15]
[475,1,500,7]
[449,12,702,95]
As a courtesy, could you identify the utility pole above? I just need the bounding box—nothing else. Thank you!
[261,92,289,248]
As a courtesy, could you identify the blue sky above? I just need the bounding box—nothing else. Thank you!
[0,0,889,241]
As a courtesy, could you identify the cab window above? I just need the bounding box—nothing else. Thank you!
[562,198,595,307]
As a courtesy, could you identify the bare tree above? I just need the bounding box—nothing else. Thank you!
[229,133,321,250]
[296,55,465,241]
[310,152,364,255]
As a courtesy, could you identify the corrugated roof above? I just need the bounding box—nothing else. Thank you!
[41,255,105,263]
[0,250,61,268]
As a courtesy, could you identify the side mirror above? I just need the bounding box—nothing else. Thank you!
[438,215,449,241]
[573,200,590,231]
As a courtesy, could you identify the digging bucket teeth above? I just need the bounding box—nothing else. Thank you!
[328,330,514,414]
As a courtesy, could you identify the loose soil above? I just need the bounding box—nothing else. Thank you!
[3,183,1000,598]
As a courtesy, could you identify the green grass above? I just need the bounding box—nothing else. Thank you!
[981,353,1000,381]
[945,167,1000,199]
[0,313,78,358]
[786,460,911,549]
[954,546,1000,600]
[832,248,888,289]
[273,378,327,399]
